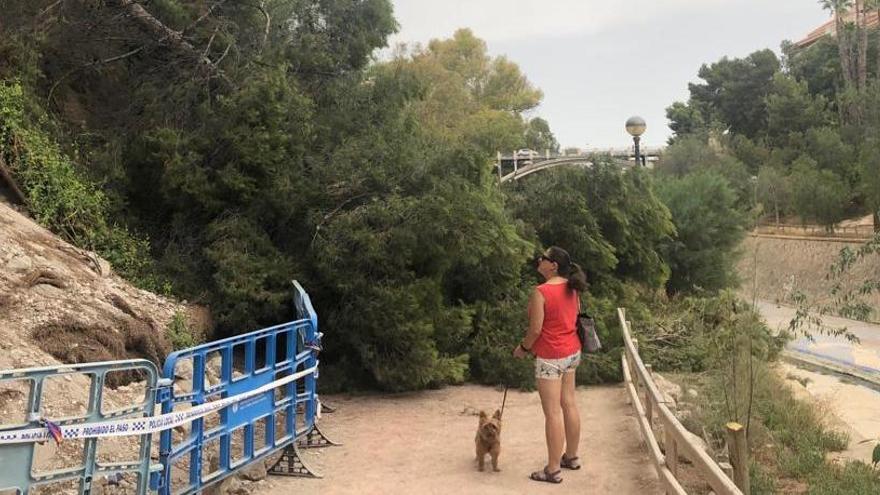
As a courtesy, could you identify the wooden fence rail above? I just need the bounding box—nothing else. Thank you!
[618,308,745,495]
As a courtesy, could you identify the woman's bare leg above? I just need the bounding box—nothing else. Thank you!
[537,377,564,472]
[560,370,580,460]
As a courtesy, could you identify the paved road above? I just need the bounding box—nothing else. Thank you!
[756,300,880,380]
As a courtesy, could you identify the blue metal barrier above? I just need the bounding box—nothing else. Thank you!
[0,282,322,494]
[156,281,321,495]
[0,360,160,495]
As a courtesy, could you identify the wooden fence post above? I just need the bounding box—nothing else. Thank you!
[644,364,654,425]
[726,422,750,495]
[630,336,639,394]
[664,420,678,477]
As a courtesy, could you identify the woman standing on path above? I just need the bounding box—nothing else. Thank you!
[513,246,588,484]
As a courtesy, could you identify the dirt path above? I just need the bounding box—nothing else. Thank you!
[259,384,660,495]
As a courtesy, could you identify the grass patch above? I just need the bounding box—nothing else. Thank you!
[674,367,880,494]
[647,292,880,493]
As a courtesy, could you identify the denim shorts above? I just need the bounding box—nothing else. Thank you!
[535,351,582,380]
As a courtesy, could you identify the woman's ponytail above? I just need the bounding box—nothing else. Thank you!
[567,262,589,293]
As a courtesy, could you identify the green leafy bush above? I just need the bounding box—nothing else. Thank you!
[0,81,163,291]
[165,310,198,350]
[634,291,785,374]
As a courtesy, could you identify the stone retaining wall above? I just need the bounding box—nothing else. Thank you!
[737,234,880,317]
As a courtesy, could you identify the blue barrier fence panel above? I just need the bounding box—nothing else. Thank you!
[157,281,320,495]
[0,360,159,495]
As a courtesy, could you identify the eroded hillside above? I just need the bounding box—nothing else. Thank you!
[0,200,188,373]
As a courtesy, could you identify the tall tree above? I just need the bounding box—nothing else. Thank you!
[656,171,747,294]
[524,117,560,153]
[668,49,780,139]
[789,155,851,228]
[821,0,856,87]
[765,74,834,148]
[756,165,790,226]
[783,38,843,104]
[387,28,543,156]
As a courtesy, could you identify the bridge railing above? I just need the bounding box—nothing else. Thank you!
[618,308,745,495]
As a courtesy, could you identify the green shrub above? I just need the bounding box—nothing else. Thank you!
[165,310,197,350]
[467,295,536,390]
[675,360,878,494]
[634,291,785,374]
[0,80,165,291]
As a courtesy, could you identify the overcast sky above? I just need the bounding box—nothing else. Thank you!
[385,1,830,149]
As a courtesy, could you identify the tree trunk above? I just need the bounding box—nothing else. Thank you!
[0,153,28,207]
[858,0,869,90]
[111,0,235,89]
[837,10,854,88]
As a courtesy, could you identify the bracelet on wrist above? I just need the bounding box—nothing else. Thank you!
[520,342,532,352]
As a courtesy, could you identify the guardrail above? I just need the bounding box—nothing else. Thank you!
[618,308,746,495]
[755,223,875,239]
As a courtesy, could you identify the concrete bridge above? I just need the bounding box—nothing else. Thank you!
[496,147,663,184]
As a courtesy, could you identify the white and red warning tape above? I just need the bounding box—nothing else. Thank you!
[0,366,318,445]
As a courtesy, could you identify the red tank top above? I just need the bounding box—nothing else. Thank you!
[531,283,581,359]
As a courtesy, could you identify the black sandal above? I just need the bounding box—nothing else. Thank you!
[530,466,563,484]
[561,454,581,470]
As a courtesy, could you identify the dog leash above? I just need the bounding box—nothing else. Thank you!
[500,383,509,417]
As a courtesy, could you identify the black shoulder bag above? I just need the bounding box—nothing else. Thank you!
[576,301,602,353]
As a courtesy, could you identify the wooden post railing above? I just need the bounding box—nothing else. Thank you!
[726,423,750,495]
[618,308,745,495]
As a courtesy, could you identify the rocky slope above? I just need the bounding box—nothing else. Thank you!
[0,200,285,495]
[0,200,183,373]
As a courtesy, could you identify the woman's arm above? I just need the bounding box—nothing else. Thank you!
[523,288,544,349]
[514,288,544,357]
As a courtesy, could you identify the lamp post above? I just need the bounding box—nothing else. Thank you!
[625,116,647,167]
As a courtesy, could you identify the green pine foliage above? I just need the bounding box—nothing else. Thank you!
[656,171,747,294]
[665,31,880,231]
[0,1,685,393]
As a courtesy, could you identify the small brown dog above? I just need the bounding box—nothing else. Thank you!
[475,409,502,472]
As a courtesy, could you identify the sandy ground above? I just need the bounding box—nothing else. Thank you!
[258,384,661,495]
[779,362,880,464]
